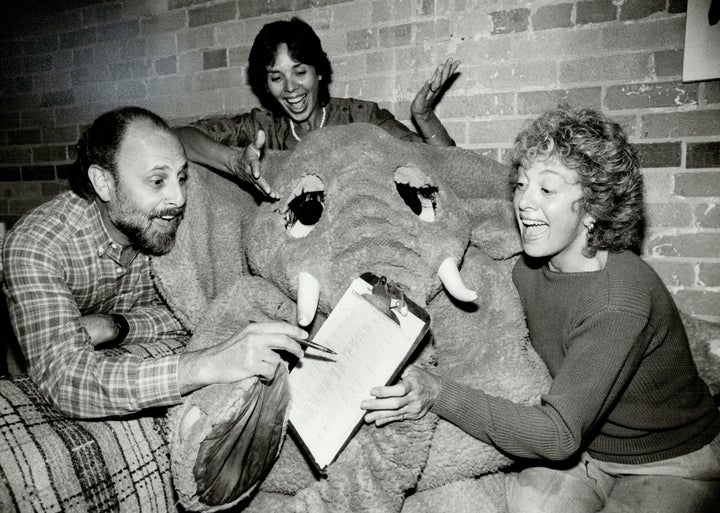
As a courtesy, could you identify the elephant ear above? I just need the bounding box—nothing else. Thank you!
[170,371,291,512]
[168,277,298,512]
[417,143,521,260]
[193,366,291,508]
[468,198,522,260]
[417,144,512,201]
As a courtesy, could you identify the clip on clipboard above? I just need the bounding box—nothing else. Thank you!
[287,272,431,474]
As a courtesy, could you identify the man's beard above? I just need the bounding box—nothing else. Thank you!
[109,185,184,255]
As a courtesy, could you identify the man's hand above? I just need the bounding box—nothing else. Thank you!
[178,321,307,394]
[227,130,279,200]
[361,365,442,426]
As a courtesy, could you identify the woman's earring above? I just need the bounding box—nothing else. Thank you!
[586,221,596,233]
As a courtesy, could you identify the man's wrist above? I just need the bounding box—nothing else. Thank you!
[178,350,206,395]
[110,313,129,343]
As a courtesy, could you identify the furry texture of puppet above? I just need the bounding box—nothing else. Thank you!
[242,123,551,512]
[152,123,552,512]
[1,126,718,513]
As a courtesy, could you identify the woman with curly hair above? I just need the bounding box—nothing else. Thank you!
[362,106,720,512]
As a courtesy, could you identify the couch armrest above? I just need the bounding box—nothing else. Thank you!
[0,376,177,512]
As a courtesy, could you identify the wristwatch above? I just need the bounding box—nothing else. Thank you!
[110,313,130,344]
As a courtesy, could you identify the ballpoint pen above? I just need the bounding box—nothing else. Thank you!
[294,337,337,355]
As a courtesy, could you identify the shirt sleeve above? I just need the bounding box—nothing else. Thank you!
[122,305,188,344]
[3,232,184,419]
[348,99,424,143]
[188,112,262,148]
[431,309,649,461]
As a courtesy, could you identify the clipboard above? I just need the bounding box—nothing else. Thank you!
[287,272,431,474]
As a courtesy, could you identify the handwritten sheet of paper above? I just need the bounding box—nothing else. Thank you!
[288,277,427,470]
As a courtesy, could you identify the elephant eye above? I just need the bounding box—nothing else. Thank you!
[394,165,437,222]
[284,175,325,238]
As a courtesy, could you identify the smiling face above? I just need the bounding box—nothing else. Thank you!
[105,121,188,255]
[266,43,321,125]
[513,155,595,272]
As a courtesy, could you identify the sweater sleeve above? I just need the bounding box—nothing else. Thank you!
[431,309,650,461]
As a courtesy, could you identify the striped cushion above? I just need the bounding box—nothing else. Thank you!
[0,339,186,512]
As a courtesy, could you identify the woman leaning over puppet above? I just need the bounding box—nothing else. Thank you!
[174,16,458,200]
[362,105,720,513]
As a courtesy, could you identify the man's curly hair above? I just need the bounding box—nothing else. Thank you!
[509,105,645,255]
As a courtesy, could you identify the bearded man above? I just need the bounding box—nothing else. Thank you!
[2,106,305,419]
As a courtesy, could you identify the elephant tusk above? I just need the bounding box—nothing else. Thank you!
[179,405,203,441]
[297,272,320,326]
[438,257,478,302]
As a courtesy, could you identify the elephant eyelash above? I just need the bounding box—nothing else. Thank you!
[281,175,326,238]
[394,164,438,223]
[285,190,325,226]
[396,183,437,214]
[284,190,325,233]
[395,182,438,222]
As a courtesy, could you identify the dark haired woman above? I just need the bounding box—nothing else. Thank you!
[175,17,459,199]
[361,106,720,512]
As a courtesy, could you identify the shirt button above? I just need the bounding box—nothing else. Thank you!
[111,243,118,249]
[116,267,124,274]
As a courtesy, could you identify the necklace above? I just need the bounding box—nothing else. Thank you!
[290,106,326,142]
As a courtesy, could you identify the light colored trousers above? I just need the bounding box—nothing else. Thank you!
[506,432,720,513]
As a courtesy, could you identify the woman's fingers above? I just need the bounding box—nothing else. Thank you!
[253,174,278,199]
[429,64,443,94]
[237,130,278,199]
[432,58,460,94]
[367,411,408,426]
[361,366,441,426]
[361,381,412,426]
[248,130,266,179]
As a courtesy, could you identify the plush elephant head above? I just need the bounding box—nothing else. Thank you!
[240,124,549,509]
[246,122,517,319]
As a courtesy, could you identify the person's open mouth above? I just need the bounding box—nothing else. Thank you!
[520,217,548,241]
[284,94,308,115]
[152,209,184,230]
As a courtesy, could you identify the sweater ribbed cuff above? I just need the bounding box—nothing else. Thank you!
[431,377,469,421]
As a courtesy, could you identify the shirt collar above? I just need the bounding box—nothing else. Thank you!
[86,199,129,264]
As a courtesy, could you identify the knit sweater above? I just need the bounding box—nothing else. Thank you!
[431,250,719,464]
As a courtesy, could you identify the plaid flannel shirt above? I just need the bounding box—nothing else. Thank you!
[2,191,189,418]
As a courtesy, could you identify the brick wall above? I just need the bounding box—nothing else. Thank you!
[1,0,718,321]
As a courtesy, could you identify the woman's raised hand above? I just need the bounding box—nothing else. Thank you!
[411,58,461,121]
